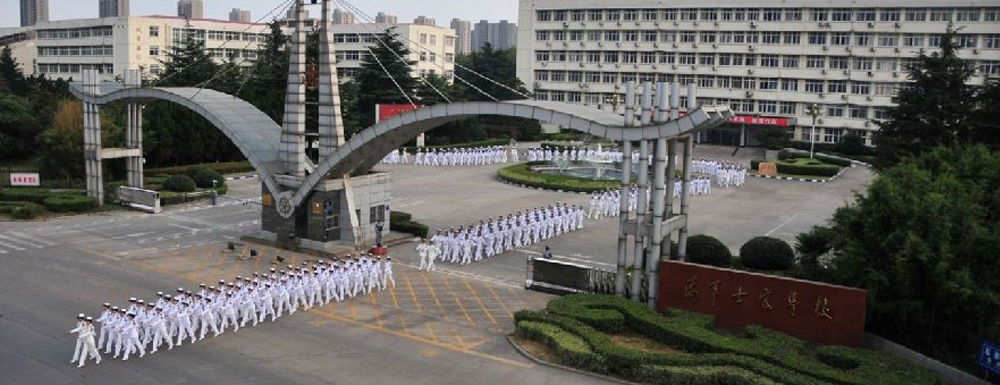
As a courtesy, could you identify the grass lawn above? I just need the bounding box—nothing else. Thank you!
[514,294,939,385]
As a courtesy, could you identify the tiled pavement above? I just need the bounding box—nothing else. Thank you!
[128,242,553,364]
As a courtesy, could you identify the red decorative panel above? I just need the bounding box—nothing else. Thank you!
[376,103,422,123]
[657,261,867,347]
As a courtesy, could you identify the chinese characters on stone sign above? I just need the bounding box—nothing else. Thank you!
[682,275,834,320]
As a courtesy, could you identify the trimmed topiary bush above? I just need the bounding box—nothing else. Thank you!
[12,203,39,219]
[390,211,429,238]
[42,195,96,213]
[163,174,196,192]
[192,169,225,188]
[739,236,795,271]
[686,235,732,267]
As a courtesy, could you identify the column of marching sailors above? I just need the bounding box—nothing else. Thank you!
[379,146,519,166]
[415,204,585,268]
[526,147,624,163]
[587,181,716,221]
[68,254,395,367]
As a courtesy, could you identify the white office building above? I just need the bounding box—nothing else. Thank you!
[517,0,1000,146]
[25,16,269,81]
[329,23,457,82]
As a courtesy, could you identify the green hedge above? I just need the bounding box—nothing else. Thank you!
[686,235,732,267]
[13,204,39,219]
[498,163,620,193]
[163,174,197,192]
[516,320,607,370]
[42,195,96,213]
[751,159,841,177]
[390,211,429,238]
[514,294,938,385]
[778,150,853,167]
[739,236,796,271]
[192,169,226,188]
[146,161,255,176]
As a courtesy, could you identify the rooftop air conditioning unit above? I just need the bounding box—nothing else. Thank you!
[581,22,586,27]
[819,93,826,98]
[672,64,678,69]
[843,70,851,75]
[894,47,900,53]
[822,69,828,74]
[545,41,551,46]
[867,71,874,77]
[973,49,980,54]
[673,21,679,26]
[617,21,622,26]
[867,22,874,28]
[841,94,848,100]
[693,43,698,48]
[869,46,876,52]
[672,43,679,48]
[746,91,754,97]
[654,21,660,26]
[597,63,603,68]
[634,42,640,47]
[691,65,697,70]
[845,46,852,52]
[693,21,699,26]
[615,63,621,68]
[712,66,718,71]
[750,22,757,29]
[579,62,585,67]
[892,71,899,77]
[748,45,755,51]
[712,43,718,48]
[822,45,829,51]
[652,65,658,69]
[866,96,873,101]
[748,68,755,74]
[599,22,604,26]
[563,22,569,28]
[654,43,659,48]
[894,22,901,28]
[616,42,622,47]
[541,62,547,67]
[598,41,603,47]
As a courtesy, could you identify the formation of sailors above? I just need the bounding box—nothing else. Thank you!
[380,146,519,166]
[526,147,624,163]
[692,159,747,188]
[421,204,585,266]
[586,181,714,220]
[69,254,394,367]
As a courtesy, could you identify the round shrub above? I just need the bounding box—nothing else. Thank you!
[163,174,197,192]
[43,195,96,213]
[12,203,39,219]
[739,236,795,271]
[686,234,732,267]
[192,169,225,188]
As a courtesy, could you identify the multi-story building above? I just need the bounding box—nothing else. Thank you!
[450,19,473,55]
[99,0,129,18]
[0,27,37,76]
[229,8,251,23]
[177,0,204,19]
[332,9,355,25]
[413,16,437,26]
[474,20,517,51]
[375,12,398,24]
[20,0,49,27]
[27,16,269,81]
[329,23,457,82]
[517,0,1000,146]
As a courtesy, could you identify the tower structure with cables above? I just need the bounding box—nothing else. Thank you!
[280,0,309,178]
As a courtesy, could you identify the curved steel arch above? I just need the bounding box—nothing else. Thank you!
[69,84,288,201]
[290,100,734,210]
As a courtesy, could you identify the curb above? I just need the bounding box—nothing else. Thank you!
[506,335,642,385]
[497,177,597,195]
[748,167,848,184]
[225,174,259,181]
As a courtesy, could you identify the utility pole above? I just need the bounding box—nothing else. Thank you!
[806,103,823,159]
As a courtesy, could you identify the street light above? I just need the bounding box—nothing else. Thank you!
[805,103,823,159]
[606,94,622,114]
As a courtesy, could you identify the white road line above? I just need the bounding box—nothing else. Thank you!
[0,233,44,248]
[7,231,56,246]
[0,238,26,251]
[0,248,7,254]
[168,223,200,232]
[393,200,424,209]
[765,213,801,237]
[111,232,155,240]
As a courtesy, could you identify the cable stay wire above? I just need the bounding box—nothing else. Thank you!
[332,2,450,104]
[190,0,296,98]
[154,0,295,89]
[336,0,533,100]
[365,47,417,108]
[335,0,506,101]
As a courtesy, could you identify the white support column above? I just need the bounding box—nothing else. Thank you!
[615,80,636,297]
[630,82,653,301]
[647,82,669,308]
[677,85,698,260]
[280,0,308,177]
[318,0,346,160]
[124,69,143,188]
[662,82,681,260]
[82,69,104,205]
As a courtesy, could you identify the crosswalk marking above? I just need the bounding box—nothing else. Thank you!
[7,231,57,246]
[0,232,45,249]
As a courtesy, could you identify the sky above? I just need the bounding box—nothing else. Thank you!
[0,0,519,28]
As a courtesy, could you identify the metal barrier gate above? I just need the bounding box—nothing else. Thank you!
[526,257,649,302]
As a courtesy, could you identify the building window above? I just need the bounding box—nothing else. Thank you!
[849,106,868,119]
[535,51,549,62]
[534,70,549,81]
[906,9,927,21]
[701,9,718,21]
[641,52,656,64]
[679,53,695,65]
[537,10,552,21]
[958,35,978,48]
[759,78,779,90]
[419,52,427,61]
[826,105,845,117]
[782,55,800,68]
[680,31,696,43]
[831,32,850,45]
[700,32,717,43]
[827,80,847,93]
[930,9,952,22]
[658,52,675,64]
[643,31,658,42]
[783,32,801,45]
[680,9,697,21]
[986,8,999,21]
[698,53,715,66]
[571,10,585,21]
[587,31,602,41]
[623,9,638,21]
[762,31,781,44]
[780,101,797,115]
[604,31,619,41]
[806,79,823,94]
[150,64,161,75]
[854,33,871,46]
[807,55,825,68]
[603,52,618,63]
[824,128,844,143]
[552,30,566,41]
[623,52,637,64]
[853,57,873,71]
[903,34,925,47]
[606,9,620,21]
[876,58,897,71]
[663,9,677,21]
[829,56,849,70]
[856,8,876,21]
[757,101,777,114]
[149,26,159,37]
[875,82,899,96]
[811,8,828,21]
[808,32,827,45]
[831,9,852,22]
[877,34,898,47]
[851,82,871,95]
[785,9,802,21]
[149,45,159,56]
[982,61,1000,75]
[985,34,1000,49]
[586,52,600,62]
[881,8,901,21]
[781,79,799,91]
[699,75,715,88]
[760,54,779,67]
[956,8,981,22]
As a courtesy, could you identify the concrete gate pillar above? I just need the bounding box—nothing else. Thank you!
[82,69,104,205]
[124,69,144,188]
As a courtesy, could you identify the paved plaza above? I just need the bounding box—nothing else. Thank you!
[0,144,872,384]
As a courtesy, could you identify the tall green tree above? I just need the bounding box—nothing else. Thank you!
[37,100,85,180]
[238,21,290,123]
[0,94,38,159]
[810,145,1000,370]
[874,27,986,167]
[0,46,26,94]
[354,28,419,129]
[454,44,529,101]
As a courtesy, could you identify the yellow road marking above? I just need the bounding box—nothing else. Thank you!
[421,273,466,350]
[403,274,424,315]
[441,275,476,326]
[483,280,515,319]
[369,290,384,329]
[463,279,497,325]
[306,308,533,369]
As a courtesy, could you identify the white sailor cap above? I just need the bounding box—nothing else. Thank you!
[103,303,111,307]
[77,313,85,319]
[86,317,93,322]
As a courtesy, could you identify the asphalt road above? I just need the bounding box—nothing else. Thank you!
[0,144,873,384]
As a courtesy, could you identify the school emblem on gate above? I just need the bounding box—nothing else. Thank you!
[276,192,294,219]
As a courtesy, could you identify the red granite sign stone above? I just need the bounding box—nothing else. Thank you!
[657,260,867,347]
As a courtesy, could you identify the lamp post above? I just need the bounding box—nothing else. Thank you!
[806,103,823,159]
[606,94,622,114]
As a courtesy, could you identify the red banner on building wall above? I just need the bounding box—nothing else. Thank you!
[678,112,792,127]
[376,103,422,123]
[657,260,867,347]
